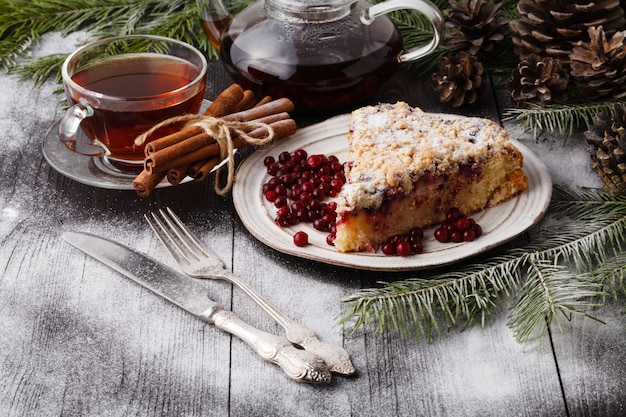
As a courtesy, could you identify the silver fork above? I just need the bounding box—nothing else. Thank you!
[145,207,355,375]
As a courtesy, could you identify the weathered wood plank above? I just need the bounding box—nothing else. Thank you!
[1,32,624,417]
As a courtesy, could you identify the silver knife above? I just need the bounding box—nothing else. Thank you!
[61,231,332,384]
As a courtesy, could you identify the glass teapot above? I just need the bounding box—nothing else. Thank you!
[198,0,443,113]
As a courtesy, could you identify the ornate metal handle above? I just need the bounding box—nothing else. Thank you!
[201,305,332,384]
[223,271,356,376]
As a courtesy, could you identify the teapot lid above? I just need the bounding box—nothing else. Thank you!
[266,0,356,21]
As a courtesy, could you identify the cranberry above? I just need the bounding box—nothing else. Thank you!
[450,231,463,243]
[434,227,450,243]
[293,231,309,247]
[306,154,326,169]
[295,210,310,222]
[331,161,343,173]
[265,190,278,202]
[279,174,295,186]
[313,218,329,232]
[275,216,288,227]
[274,184,287,196]
[330,178,344,192]
[463,229,476,242]
[263,156,275,167]
[278,151,291,164]
[319,164,332,176]
[301,182,315,193]
[267,162,280,175]
[411,241,424,254]
[382,242,396,255]
[446,207,462,222]
[409,227,424,240]
[274,196,288,208]
[276,206,289,217]
[293,148,308,161]
[396,241,412,257]
[261,149,345,248]
[455,217,471,231]
[286,213,298,225]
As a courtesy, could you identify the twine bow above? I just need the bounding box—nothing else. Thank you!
[135,114,275,195]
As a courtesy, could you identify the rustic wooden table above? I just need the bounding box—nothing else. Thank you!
[1,33,624,417]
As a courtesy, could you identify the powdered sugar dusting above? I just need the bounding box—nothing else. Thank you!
[339,102,517,212]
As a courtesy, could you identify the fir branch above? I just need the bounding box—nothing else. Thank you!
[10,53,67,85]
[550,185,626,220]
[507,259,604,344]
[502,100,626,140]
[590,252,626,301]
[340,185,626,345]
[340,254,527,342]
[507,259,603,343]
[1,0,214,81]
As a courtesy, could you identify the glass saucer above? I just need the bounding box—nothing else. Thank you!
[41,100,211,190]
[41,119,192,190]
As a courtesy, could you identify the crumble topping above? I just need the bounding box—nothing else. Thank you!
[339,102,515,212]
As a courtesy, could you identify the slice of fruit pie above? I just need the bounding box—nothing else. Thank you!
[333,102,528,253]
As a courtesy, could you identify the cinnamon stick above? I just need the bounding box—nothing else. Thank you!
[145,119,296,174]
[167,163,191,185]
[144,126,204,155]
[178,112,291,181]
[222,98,294,123]
[189,156,221,181]
[133,169,166,197]
[203,84,244,117]
[254,95,273,107]
[132,84,295,196]
[145,112,293,173]
[234,90,256,112]
[144,98,293,157]
[148,132,213,168]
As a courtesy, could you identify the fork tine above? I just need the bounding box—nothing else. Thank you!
[145,211,193,266]
[156,209,203,262]
[162,208,224,266]
[163,208,214,260]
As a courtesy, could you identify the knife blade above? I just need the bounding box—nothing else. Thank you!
[61,231,331,384]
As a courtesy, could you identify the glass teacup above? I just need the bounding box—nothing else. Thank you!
[59,35,207,173]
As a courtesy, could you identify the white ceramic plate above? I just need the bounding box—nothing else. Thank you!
[233,114,552,271]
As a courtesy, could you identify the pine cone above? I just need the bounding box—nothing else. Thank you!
[507,53,569,106]
[445,0,510,60]
[510,0,625,68]
[570,26,626,100]
[432,52,484,107]
[584,103,626,194]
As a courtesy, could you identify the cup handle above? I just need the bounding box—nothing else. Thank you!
[361,0,444,63]
[59,102,107,157]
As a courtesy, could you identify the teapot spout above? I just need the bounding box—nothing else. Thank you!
[197,0,232,50]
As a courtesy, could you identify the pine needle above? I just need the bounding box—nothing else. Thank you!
[502,100,626,140]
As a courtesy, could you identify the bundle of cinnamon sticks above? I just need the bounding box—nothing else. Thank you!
[132,84,297,197]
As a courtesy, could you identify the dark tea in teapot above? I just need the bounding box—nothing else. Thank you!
[199,0,442,114]
[219,13,402,113]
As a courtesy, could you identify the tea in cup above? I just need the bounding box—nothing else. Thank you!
[59,35,207,172]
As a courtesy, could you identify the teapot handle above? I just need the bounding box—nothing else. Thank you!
[361,0,444,63]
